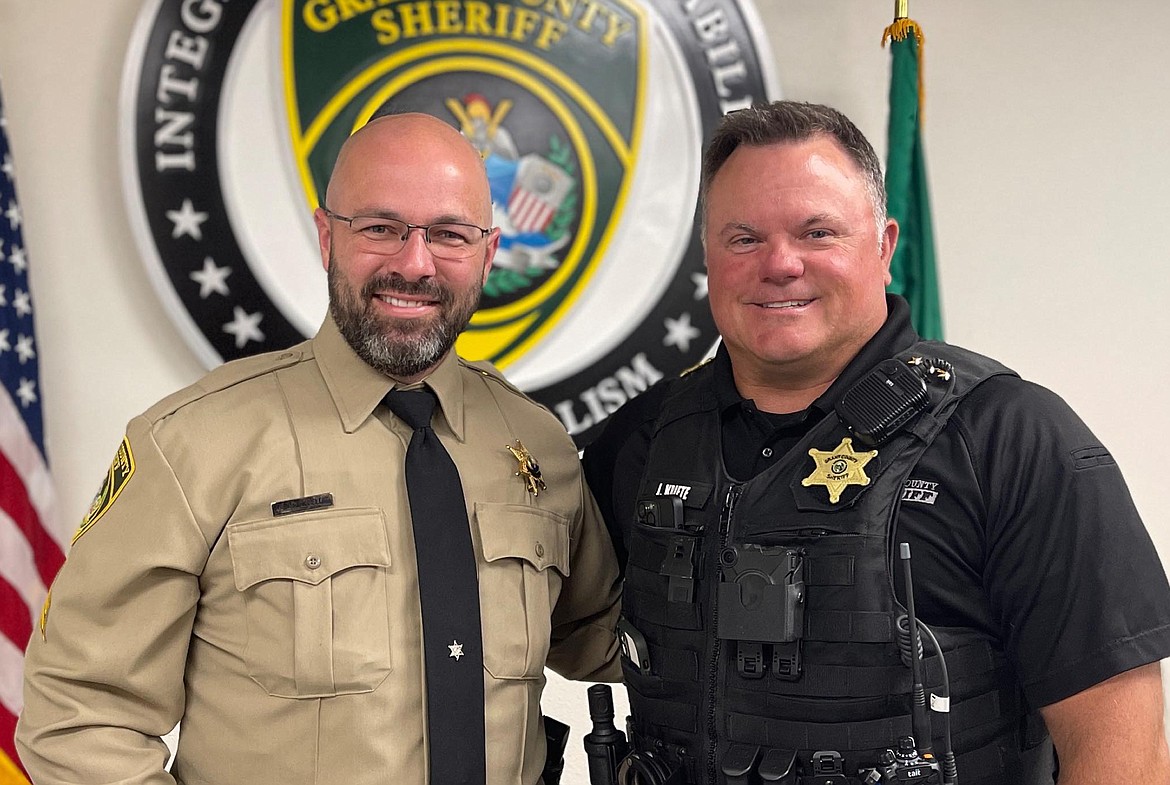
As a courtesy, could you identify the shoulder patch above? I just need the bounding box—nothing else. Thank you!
[74,437,136,544]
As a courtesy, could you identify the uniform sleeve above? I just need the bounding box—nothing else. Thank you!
[545,465,623,682]
[16,415,210,785]
[957,379,1170,708]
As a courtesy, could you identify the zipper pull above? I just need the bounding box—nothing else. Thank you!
[720,484,741,533]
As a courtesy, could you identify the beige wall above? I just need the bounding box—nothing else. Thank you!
[2,0,1168,779]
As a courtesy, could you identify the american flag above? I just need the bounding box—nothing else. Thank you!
[0,80,63,784]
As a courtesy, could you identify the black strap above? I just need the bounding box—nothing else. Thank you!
[385,388,485,784]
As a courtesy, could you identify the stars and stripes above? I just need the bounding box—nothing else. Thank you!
[507,155,572,234]
[0,80,64,784]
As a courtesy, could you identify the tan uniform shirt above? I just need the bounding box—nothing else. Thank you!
[17,318,621,785]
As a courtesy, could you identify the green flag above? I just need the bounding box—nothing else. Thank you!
[884,17,943,340]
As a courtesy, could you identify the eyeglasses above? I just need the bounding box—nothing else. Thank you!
[322,208,491,260]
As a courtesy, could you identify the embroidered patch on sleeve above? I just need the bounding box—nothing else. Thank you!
[73,437,136,543]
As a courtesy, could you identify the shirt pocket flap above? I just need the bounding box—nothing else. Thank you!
[229,508,390,590]
[476,502,570,576]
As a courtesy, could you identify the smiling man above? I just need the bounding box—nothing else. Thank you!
[18,113,621,785]
[582,101,1170,785]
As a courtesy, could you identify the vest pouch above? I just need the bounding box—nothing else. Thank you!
[625,522,704,631]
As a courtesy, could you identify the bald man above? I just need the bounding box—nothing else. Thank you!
[17,114,622,785]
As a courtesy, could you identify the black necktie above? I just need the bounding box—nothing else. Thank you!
[384,388,486,785]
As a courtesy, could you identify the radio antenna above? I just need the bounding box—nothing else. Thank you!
[900,542,933,755]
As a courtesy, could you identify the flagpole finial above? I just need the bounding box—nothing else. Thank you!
[895,0,909,20]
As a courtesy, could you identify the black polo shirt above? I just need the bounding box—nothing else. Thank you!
[583,296,1170,709]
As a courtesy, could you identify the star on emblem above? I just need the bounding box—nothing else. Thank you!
[801,437,879,504]
[223,306,264,349]
[166,198,210,240]
[690,272,708,300]
[506,440,547,496]
[448,641,465,661]
[190,257,232,298]
[663,312,701,353]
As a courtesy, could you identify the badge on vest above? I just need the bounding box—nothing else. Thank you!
[506,441,547,496]
[801,437,878,504]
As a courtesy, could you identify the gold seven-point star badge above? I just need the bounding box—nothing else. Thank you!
[802,437,879,504]
[506,441,547,496]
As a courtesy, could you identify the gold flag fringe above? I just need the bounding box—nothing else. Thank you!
[882,17,926,116]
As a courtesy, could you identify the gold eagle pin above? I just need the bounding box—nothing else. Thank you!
[802,437,878,504]
[506,441,547,496]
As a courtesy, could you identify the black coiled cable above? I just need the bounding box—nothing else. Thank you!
[895,614,958,784]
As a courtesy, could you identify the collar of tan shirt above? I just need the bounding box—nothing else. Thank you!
[311,315,467,442]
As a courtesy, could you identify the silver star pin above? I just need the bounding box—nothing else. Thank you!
[448,641,464,661]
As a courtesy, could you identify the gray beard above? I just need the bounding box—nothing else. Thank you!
[328,263,481,379]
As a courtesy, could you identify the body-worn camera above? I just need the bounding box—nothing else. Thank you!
[716,545,805,643]
[636,495,685,529]
[716,545,806,680]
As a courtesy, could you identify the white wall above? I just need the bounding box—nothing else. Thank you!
[2,0,1168,781]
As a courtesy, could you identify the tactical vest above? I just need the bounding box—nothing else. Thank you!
[619,343,1055,785]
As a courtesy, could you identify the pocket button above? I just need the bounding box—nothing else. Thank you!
[305,554,322,570]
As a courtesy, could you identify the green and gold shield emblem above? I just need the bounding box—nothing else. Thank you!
[283,0,646,367]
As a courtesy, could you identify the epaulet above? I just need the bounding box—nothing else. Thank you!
[143,344,310,421]
[679,356,714,377]
[459,357,529,399]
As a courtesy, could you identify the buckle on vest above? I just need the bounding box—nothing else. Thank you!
[772,642,802,681]
[737,642,765,679]
[809,751,853,783]
[734,641,803,681]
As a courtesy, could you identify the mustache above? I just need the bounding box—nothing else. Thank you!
[361,273,452,305]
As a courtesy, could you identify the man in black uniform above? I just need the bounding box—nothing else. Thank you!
[582,101,1170,785]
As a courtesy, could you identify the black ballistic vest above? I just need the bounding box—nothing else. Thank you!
[619,343,1056,785]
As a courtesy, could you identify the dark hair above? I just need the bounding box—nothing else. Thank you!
[700,101,887,237]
